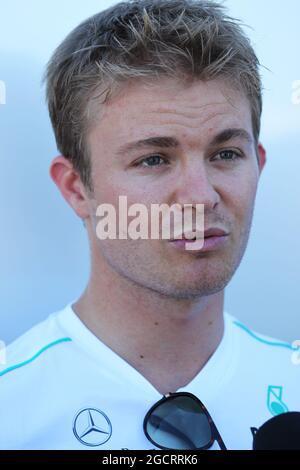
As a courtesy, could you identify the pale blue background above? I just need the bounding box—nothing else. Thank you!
[0,0,299,344]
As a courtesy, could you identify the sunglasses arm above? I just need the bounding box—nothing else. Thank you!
[211,421,227,450]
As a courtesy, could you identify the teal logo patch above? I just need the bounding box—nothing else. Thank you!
[267,385,289,416]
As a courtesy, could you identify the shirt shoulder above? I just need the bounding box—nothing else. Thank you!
[0,305,73,382]
[224,311,300,380]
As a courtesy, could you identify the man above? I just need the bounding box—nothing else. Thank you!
[0,0,298,450]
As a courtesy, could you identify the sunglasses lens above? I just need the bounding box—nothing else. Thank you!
[145,395,212,449]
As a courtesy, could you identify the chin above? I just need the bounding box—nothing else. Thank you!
[147,274,231,300]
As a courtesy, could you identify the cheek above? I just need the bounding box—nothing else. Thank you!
[229,183,258,236]
[97,181,162,209]
[224,163,258,199]
[90,180,156,237]
[220,168,258,218]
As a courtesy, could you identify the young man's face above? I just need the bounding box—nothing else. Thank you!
[83,77,266,299]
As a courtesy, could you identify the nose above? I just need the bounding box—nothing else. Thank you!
[170,160,221,210]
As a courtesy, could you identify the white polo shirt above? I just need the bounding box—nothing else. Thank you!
[0,302,299,450]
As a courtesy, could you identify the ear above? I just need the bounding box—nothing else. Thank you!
[257,143,267,175]
[49,156,91,220]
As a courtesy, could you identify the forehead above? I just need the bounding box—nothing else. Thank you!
[89,77,253,149]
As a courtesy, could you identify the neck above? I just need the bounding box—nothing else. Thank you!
[72,259,225,395]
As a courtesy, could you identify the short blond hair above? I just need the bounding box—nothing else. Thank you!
[44,0,262,191]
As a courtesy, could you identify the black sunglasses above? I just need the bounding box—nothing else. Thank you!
[143,391,227,450]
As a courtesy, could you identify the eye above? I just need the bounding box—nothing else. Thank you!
[135,154,169,168]
[212,149,243,162]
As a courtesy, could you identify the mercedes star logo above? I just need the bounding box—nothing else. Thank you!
[73,407,112,447]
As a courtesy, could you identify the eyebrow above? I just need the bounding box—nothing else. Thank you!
[116,128,254,156]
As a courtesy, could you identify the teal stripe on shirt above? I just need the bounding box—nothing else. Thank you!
[233,320,297,350]
[0,337,72,378]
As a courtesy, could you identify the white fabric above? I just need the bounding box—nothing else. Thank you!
[0,302,299,450]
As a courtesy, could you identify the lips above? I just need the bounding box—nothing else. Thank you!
[203,228,229,238]
[170,227,229,241]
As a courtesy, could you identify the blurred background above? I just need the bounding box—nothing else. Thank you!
[0,0,299,344]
